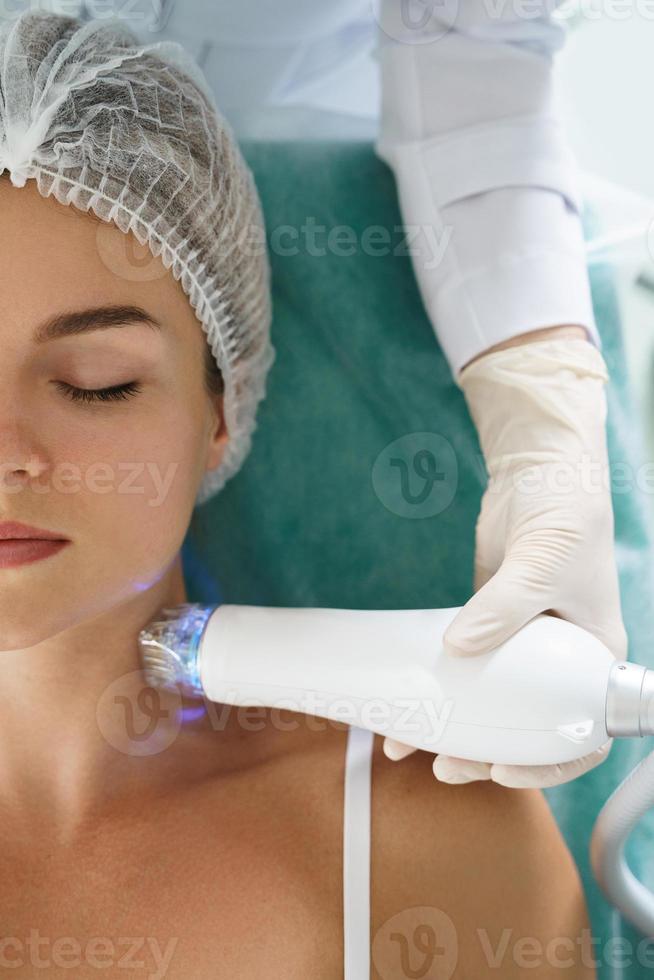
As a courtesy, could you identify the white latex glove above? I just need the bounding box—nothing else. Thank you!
[384,337,628,788]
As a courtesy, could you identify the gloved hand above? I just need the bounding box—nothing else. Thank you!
[383,337,628,788]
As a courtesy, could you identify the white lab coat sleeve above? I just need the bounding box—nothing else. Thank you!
[373,0,601,380]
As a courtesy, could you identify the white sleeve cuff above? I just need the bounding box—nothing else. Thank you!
[375,139,601,380]
[430,182,602,379]
[434,243,601,380]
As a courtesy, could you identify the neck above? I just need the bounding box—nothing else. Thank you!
[0,555,211,841]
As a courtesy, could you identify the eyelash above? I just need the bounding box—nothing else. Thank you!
[53,381,143,404]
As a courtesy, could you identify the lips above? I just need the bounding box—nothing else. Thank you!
[0,538,70,569]
[0,521,68,541]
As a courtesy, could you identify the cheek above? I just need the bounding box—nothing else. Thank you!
[0,399,206,649]
[48,403,204,536]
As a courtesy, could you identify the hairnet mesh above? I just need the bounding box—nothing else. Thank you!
[0,10,275,507]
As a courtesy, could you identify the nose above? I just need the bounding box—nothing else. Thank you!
[0,413,50,491]
[0,455,48,492]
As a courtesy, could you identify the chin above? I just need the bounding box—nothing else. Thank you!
[0,623,56,652]
[0,599,84,652]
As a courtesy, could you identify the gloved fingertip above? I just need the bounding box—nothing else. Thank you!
[432,758,474,783]
[433,757,491,783]
[442,625,497,659]
[437,772,475,784]
[490,765,561,788]
[383,737,416,761]
[443,643,481,658]
[490,769,532,788]
[442,631,476,658]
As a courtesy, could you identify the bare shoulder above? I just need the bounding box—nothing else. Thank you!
[369,738,596,980]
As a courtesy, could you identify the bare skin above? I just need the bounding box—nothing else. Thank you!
[0,722,597,978]
[0,174,596,978]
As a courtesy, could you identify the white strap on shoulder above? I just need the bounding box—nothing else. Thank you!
[343,724,374,980]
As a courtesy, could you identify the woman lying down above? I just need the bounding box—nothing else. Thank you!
[0,9,595,979]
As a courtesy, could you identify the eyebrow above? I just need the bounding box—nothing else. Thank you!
[34,304,163,343]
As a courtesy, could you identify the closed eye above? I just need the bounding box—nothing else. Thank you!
[53,381,143,404]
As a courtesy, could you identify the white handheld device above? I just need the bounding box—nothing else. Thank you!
[138,603,654,766]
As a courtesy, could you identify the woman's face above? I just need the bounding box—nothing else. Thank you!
[0,175,227,649]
